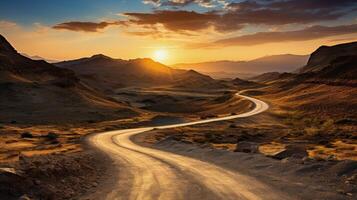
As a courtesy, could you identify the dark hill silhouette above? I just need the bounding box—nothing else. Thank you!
[0,34,138,124]
[253,41,357,118]
[300,42,357,73]
[56,55,223,92]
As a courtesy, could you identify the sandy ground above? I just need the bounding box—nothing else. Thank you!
[152,138,356,199]
[113,87,253,115]
[0,88,253,199]
[85,95,293,200]
[0,86,355,199]
[0,144,116,200]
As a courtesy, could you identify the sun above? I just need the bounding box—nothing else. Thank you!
[153,49,168,62]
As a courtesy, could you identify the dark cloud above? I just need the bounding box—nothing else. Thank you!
[53,21,124,32]
[128,0,357,33]
[143,0,220,8]
[124,10,220,32]
[54,0,357,35]
[202,24,357,47]
[267,0,357,11]
[223,0,356,25]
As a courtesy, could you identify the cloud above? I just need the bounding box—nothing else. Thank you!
[197,24,357,47]
[142,0,223,8]
[127,0,357,34]
[223,0,357,25]
[124,10,220,32]
[0,20,18,29]
[142,0,161,6]
[52,21,124,32]
[53,0,357,36]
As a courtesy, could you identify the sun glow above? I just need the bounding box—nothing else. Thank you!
[153,49,168,62]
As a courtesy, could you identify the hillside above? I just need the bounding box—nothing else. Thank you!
[254,41,357,118]
[0,35,139,124]
[56,55,224,92]
[21,53,59,63]
[173,54,308,78]
[300,42,357,73]
[296,42,357,86]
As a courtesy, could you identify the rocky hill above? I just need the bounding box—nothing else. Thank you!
[300,42,357,73]
[256,41,357,118]
[56,55,224,92]
[0,35,138,124]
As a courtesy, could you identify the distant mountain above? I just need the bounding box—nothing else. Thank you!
[173,54,309,79]
[249,72,282,83]
[55,55,224,92]
[0,34,137,124]
[21,53,59,63]
[230,77,263,89]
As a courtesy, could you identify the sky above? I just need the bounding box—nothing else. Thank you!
[0,0,357,64]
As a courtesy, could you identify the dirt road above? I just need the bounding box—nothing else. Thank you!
[88,94,293,200]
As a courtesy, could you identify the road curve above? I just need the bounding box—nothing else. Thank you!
[88,94,291,200]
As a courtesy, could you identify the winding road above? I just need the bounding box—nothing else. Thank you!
[89,94,291,200]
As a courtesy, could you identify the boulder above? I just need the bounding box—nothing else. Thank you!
[18,194,32,200]
[234,141,259,153]
[0,168,28,199]
[272,145,308,160]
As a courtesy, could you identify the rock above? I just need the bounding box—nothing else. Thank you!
[328,160,357,176]
[234,141,259,153]
[0,169,28,198]
[272,145,308,160]
[18,194,31,200]
[34,180,41,185]
[327,155,336,161]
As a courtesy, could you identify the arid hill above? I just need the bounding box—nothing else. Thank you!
[300,42,357,73]
[249,72,282,83]
[296,42,357,86]
[173,54,308,79]
[0,35,138,124]
[55,55,224,92]
[253,41,357,118]
[230,77,263,89]
[21,53,59,63]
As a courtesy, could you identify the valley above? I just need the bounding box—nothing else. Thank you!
[0,34,356,200]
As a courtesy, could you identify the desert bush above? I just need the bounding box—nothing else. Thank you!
[304,127,320,135]
[192,136,207,144]
[321,119,334,131]
[335,118,356,125]
[46,132,58,140]
[229,124,237,128]
[21,132,33,138]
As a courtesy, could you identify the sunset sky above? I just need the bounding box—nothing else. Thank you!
[1,0,357,64]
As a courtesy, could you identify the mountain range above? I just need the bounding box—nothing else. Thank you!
[55,55,224,93]
[173,54,309,79]
[21,53,59,63]
[0,34,138,124]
